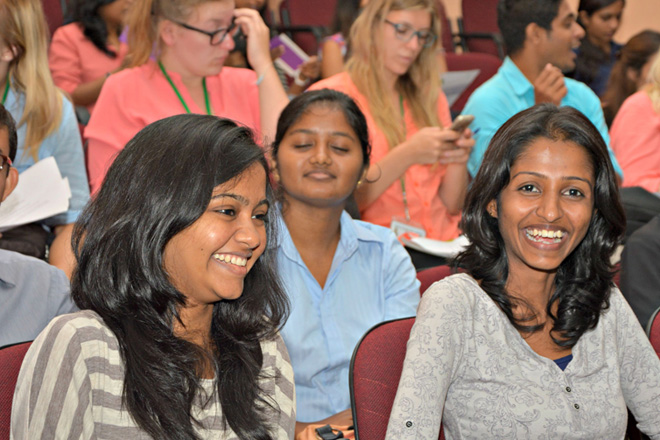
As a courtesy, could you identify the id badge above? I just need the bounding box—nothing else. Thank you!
[390,216,427,239]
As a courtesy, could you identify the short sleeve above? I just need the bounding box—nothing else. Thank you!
[382,230,421,320]
[49,25,83,96]
[11,316,96,438]
[85,73,143,194]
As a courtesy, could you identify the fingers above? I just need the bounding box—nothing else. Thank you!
[234,8,272,72]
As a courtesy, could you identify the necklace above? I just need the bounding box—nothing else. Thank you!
[158,61,212,115]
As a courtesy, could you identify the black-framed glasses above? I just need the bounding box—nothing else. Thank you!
[384,19,437,48]
[171,18,237,45]
[0,154,11,171]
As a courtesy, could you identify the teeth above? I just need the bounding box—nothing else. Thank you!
[213,253,247,267]
[525,228,565,243]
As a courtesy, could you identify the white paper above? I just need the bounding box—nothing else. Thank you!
[441,69,481,107]
[0,156,71,231]
[402,234,470,258]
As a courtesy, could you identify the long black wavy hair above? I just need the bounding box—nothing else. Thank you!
[454,104,625,348]
[71,114,289,439]
[69,0,121,56]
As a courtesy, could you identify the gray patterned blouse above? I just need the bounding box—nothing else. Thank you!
[386,273,660,439]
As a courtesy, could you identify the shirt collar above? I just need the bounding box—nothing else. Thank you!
[275,209,367,264]
[501,56,534,97]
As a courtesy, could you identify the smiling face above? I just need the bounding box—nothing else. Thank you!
[488,137,595,278]
[380,8,431,81]
[273,104,365,209]
[580,1,624,49]
[162,0,236,78]
[539,0,585,72]
[162,163,268,307]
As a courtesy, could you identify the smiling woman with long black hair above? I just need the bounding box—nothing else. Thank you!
[387,104,660,439]
[11,114,295,439]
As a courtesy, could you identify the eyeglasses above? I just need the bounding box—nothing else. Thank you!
[171,18,237,45]
[384,20,437,48]
[0,154,11,171]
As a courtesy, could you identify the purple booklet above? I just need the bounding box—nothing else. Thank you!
[270,33,310,77]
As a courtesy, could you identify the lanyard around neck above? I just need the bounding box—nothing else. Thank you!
[1,80,9,105]
[398,94,411,221]
[158,61,212,115]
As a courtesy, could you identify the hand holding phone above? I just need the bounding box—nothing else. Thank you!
[450,114,475,133]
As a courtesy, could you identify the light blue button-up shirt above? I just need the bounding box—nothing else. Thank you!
[462,57,623,178]
[277,211,420,422]
[5,86,90,227]
[0,249,76,347]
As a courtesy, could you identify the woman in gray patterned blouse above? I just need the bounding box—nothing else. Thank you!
[387,104,660,439]
[11,115,295,439]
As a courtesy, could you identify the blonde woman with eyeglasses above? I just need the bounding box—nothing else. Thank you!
[0,0,89,277]
[309,0,473,250]
[85,0,288,194]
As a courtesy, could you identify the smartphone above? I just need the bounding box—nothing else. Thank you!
[450,114,475,132]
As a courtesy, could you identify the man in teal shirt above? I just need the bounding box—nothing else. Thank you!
[462,0,622,179]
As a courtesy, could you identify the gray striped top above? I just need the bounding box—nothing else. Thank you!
[11,310,296,439]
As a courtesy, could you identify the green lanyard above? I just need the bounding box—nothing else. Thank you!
[399,95,411,221]
[158,61,212,115]
[1,80,9,105]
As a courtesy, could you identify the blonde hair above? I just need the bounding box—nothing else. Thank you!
[346,0,442,149]
[647,48,660,113]
[0,0,63,161]
[126,0,226,67]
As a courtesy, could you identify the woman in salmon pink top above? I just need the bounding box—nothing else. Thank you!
[48,0,131,115]
[85,0,288,193]
[610,50,660,194]
[309,0,473,241]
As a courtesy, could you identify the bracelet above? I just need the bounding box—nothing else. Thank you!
[255,73,265,86]
[293,70,309,87]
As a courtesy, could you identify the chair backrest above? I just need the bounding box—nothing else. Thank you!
[280,0,336,54]
[460,0,502,57]
[445,51,502,114]
[416,265,454,295]
[350,318,444,440]
[646,306,660,358]
[436,0,455,53]
[0,341,32,440]
[41,0,64,37]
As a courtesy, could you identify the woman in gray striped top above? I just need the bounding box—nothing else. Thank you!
[11,115,295,439]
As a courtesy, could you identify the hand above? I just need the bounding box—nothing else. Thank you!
[234,8,273,74]
[534,63,567,106]
[299,56,321,82]
[294,409,353,439]
[401,127,470,166]
[442,127,474,165]
[270,44,285,61]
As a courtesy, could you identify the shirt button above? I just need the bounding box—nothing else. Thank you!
[565,386,572,393]
[423,201,430,207]
[405,421,413,428]
[413,181,419,187]
[574,403,580,410]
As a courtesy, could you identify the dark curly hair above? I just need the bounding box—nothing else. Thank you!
[69,0,121,57]
[454,104,625,348]
[71,114,289,439]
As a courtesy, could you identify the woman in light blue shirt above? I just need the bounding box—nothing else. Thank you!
[0,0,90,277]
[270,89,420,435]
